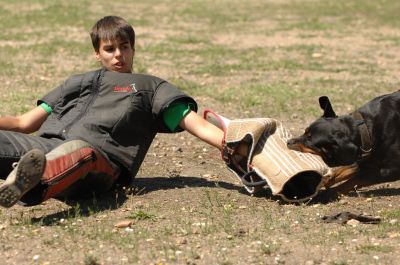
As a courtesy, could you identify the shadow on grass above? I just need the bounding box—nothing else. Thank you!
[130,175,242,195]
[33,175,395,224]
[30,175,243,225]
[304,186,400,205]
[350,187,400,197]
[30,189,129,226]
[131,175,283,202]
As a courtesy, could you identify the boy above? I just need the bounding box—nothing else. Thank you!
[0,16,224,208]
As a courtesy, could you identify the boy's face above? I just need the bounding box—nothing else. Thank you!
[95,38,134,73]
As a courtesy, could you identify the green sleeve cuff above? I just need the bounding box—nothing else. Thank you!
[40,102,53,114]
[163,102,194,132]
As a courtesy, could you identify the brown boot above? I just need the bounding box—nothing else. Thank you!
[0,149,46,208]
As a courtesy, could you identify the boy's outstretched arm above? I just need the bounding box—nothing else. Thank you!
[0,106,49,134]
[179,110,224,150]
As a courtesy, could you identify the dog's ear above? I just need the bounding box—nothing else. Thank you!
[319,96,338,118]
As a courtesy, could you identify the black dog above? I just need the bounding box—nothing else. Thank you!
[287,91,400,196]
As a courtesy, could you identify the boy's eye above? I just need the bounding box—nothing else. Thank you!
[120,44,130,50]
[102,45,115,52]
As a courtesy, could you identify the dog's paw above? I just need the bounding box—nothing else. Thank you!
[312,189,341,203]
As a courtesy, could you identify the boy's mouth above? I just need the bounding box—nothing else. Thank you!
[114,62,124,67]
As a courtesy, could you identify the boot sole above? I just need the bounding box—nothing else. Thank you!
[0,149,46,208]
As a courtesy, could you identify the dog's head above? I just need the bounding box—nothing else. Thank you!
[287,96,359,167]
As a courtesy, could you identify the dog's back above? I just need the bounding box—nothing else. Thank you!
[357,91,400,122]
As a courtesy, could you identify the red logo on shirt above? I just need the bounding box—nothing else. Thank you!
[113,83,137,93]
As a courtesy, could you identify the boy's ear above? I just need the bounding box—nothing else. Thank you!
[94,51,101,61]
[319,96,337,118]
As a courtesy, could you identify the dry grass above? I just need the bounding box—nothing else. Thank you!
[0,0,399,264]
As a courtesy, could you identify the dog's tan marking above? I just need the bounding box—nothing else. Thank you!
[324,164,359,188]
[288,143,321,156]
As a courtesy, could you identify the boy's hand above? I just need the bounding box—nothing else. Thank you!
[203,109,268,193]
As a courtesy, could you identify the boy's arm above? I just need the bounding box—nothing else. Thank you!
[179,110,224,150]
[0,106,49,134]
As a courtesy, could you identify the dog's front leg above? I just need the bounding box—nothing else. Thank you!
[314,175,370,203]
[312,165,360,203]
[324,164,359,188]
[328,168,383,196]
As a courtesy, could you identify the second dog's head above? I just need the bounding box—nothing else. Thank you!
[287,96,359,167]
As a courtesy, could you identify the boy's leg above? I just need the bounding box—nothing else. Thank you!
[0,130,62,207]
[0,130,62,180]
[22,140,120,205]
[0,131,120,207]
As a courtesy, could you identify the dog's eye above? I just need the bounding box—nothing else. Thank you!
[334,131,345,139]
[306,134,312,141]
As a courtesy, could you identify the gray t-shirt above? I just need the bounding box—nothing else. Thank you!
[38,69,197,176]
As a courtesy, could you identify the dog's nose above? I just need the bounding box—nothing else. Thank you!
[287,139,295,147]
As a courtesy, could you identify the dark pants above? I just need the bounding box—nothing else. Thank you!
[0,130,120,205]
[0,130,62,180]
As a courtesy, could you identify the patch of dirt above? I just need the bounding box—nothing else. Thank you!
[1,1,400,265]
[1,101,399,265]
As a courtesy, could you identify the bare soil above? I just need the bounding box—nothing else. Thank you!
[1,1,400,264]
[1,102,399,265]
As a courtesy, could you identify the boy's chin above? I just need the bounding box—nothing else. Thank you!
[110,68,131,73]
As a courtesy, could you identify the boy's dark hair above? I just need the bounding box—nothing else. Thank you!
[90,16,135,52]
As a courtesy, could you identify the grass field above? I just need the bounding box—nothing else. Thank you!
[0,0,399,264]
